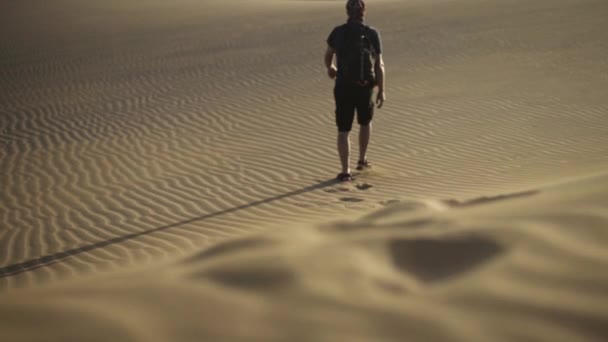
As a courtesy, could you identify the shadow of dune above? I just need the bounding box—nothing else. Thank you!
[444,190,539,208]
[184,236,273,263]
[202,266,295,291]
[0,178,339,279]
[390,235,504,283]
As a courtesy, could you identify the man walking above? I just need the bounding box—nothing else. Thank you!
[325,0,385,182]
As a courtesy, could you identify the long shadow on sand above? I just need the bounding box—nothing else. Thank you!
[0,178,340,279]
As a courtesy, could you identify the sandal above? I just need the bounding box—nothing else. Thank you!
[336,173,353,182]
[356,160,371,171]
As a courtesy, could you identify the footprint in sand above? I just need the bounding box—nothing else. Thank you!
[356,183,373,190]
[324,187,351,193]
[325,183,372,193]
[339,197,365,203]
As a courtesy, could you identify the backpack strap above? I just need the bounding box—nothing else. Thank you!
[360,25,376,56]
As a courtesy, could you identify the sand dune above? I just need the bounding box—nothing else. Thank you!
[2,173,608,341]
[1,0,608,340]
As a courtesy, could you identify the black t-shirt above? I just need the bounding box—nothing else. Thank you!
[327,22,382,83]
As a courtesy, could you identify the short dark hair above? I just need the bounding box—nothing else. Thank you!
[346,0,365,17]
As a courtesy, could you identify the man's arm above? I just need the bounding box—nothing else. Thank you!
[375,53,385,108]
[325,45,337,79]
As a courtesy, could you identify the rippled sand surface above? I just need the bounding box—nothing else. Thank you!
[1,0,608,340]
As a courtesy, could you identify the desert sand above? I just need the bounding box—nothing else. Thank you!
[1,0,608,340]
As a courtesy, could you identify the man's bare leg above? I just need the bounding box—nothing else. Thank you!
[338,131,351,174]
[358,123,371,163]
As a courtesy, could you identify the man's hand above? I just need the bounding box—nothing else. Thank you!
[376,90,385,109]
[327,65,337,79]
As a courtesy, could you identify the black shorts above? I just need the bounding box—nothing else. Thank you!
[334,83,375,132]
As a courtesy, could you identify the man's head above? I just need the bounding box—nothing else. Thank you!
[346,0,365,21]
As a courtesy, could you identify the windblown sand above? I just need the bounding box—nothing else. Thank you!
[1,0,608,340]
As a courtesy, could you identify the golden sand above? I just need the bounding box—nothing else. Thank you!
[1,0,608,340]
